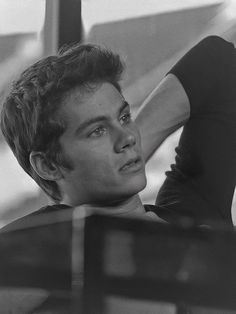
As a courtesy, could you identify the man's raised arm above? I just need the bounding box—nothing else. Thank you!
[135,73,190,162]
[137,36,236,226]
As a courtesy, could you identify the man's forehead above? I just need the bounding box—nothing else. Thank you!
[61,83,127,118]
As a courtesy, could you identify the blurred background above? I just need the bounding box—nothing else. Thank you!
[0,0,235,227]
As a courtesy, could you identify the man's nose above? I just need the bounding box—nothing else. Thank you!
[114,127,136,153]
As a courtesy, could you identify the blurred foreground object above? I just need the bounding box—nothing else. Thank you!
[83,214,236,314]
[0,207,84,313]
[0,210,236,313]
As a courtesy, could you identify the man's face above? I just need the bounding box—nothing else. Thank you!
[58,82,147,206]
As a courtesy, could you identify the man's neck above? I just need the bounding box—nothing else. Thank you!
[80,195,145,218]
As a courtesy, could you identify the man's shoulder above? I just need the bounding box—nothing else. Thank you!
[0,204,74,270]
[0,204,72,233]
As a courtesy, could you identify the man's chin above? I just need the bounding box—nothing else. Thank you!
[123,174,147,196]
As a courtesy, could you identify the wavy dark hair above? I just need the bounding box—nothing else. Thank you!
[0,43,124,201]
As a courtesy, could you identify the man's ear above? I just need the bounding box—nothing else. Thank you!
[29,151,62,181]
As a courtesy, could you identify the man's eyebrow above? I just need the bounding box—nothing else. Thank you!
[75,115,108,135]
[75,100,130,135]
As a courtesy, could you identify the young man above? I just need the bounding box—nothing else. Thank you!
[0,36,235,230]
[0,35,235,314]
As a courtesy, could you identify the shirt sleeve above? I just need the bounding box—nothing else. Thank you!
[168,35,236,116]
[156,36,236,227]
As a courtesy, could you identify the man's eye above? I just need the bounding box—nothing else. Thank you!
[120,112,132,125]
[89,126,107,137]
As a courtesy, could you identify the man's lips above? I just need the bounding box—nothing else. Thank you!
[119,156,142,172]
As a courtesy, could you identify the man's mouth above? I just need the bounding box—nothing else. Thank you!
[119,157,142,172]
